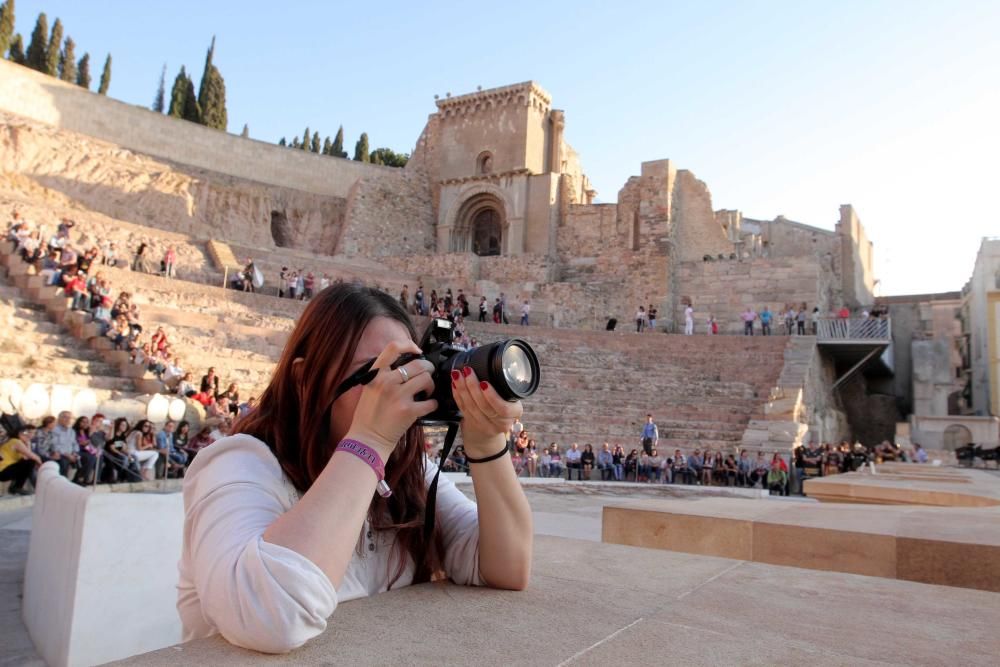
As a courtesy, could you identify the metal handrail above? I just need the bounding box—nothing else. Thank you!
[816,317,891,342]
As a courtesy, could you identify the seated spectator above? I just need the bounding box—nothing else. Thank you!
[722,454,738,486]
[612,444,625,481]
[547,444,564,478]
[687,449,705,485]
[183,425,215,461]
[66,271,90,311]
[72,416,100,485]
[162,357,185,390]
[750,452,771,488]
[102,417,141,483]
[538,446,552,477]
[0,424,43,495]
[39,249,60,285]
[125,420,159,480]
[92,296,113,335]
[155,420,186,478]
[624,448,638,481]
[768,452,789,496]
[176,372,197,397]
[913,443,928,463]
[200,367,220,396]
[802,442,824,475]
[208,417,232,442]
[524,440,538,477]
[649,448,665,483]
[670,449,690,484]
[43,411,80,478]
[597,443,613,481]
[736,450,753,486]
[701,449,719,486]
[191,389,214,408]
[565,443,583,480]
[580,444,595,481]
[218,383,240,416]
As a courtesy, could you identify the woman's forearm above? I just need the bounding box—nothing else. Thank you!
[262,450,377,587]
[469,454,533,590]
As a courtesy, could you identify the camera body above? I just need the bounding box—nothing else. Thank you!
[394,318,539,425]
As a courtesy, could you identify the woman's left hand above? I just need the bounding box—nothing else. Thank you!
[451,366,522,458]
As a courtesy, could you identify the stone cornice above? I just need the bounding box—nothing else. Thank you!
[435,82,552,118]
[439,169,532,186]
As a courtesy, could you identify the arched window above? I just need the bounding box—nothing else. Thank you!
[476,151,494,175]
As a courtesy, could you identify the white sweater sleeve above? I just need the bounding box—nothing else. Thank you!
[182,437,338,653]
[425,459,485,587]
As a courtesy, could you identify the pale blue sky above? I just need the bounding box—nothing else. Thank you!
[11,0,1000,295]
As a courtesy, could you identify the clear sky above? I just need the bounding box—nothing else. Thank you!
[10,0,1000,295]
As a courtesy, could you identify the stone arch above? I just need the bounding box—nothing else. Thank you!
[943,424,973,449]
[270,210,293,247]
[445,184,512,255]
[476,151,494,175]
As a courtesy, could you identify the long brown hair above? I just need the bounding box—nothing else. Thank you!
[234,283,443,586]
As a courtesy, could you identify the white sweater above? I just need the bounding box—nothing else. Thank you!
[176,434,484,653]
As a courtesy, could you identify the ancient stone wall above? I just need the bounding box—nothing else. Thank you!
[672,170,731,262]
[836,204,876,308]
[335,168,436,257]
[675,257,820,334]
[0,59,392,199]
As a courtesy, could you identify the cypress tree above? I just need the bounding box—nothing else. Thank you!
[278,137,286,147]
[332,125,346,158]
[322,136,331,155]
[0,0,14,58]
[241,124,249,137]
[98,53,111,94]
[354,133,370,162]
[291,137,300,149]
[300,126,309,150]
[152,63,166,112]
[58,36,75,81]
[181,74,200,122]
[44,17,61,76]
[197,36,228,130]
[310,131,320,153]
[25,12,47,72]
[75,51,90,88]
[167,66,188,117]
[8,32,24,64]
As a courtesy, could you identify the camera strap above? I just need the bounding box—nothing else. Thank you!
[423,421,460,547]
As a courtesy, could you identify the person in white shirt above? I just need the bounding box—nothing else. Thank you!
[684,303,695,335]
[177,283,532,654]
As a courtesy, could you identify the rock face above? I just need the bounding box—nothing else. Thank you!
[0,113,347,253]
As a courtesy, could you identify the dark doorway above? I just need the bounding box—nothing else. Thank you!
[270,210,293,247]
[471,208,501,256]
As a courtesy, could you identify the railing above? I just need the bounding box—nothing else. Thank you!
[817,317,891,342]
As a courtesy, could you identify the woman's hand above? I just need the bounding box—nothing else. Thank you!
[344,340,437,460]
[451,366,523,458]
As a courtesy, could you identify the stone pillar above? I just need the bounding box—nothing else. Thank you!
[506,217,525,255]
[549,110,565,174]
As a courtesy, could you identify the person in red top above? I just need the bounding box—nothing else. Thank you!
[837,306,850,319]
[164,246,177,278]
[67,271,89,311]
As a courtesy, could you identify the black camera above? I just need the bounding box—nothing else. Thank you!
[395,318,540,424]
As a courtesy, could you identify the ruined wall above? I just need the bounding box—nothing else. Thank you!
[0,59,391,199]
[335,168,436,257]
[675,257,820,334]
[0,112,347,252]
[836,204,876,308]
[673,170,731,262]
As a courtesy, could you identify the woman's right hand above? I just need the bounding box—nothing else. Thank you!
[343,340,437,460]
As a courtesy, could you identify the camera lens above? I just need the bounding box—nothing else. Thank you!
[501,342,535,397]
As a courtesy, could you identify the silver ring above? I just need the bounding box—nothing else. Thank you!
[397,366,409,383]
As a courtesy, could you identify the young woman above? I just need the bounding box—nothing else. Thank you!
[177,283,532,653]
[72,416,99,485]
[580,444,595,481]
[126,420,159,481]
[612,444,624,481]
[0,425,42,495]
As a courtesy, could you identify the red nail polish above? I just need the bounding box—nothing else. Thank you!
[480,381,489,391]
[462,366,473,377]
[451,370,460,381]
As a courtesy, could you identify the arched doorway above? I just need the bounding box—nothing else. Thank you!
[943,424,973,449]
[471,208,502,256]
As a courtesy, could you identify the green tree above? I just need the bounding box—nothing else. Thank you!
[24,12,47,72]
[278,137,286,147]
[152,63,166,112]
[44,17,61,76]
[75,51,90,88]
[322,136,331,155]
[8,32,24,64]
[58,36,75,81]
[354,132,370,162]
[196,36,227,130]
[310,131,320,153]
[332,125,346,158]
[241,124,249,137]
[369,147,409,168]
[98,53,111,94]
[291,136,300,148]
[181,74,200,122]
[0,0,15,58]
[300,126,309,150]
[168,66,187,117]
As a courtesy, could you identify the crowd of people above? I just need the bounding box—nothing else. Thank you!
[0,409,239,495]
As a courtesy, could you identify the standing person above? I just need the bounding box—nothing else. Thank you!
[163,246,177,279]
[707,315,718,335]
[785,306,797,335]
[499,293,509,324]
[641,414,658,455]
[741,307,757,336]
[684,302,694,335]
[399,284,409,312]
[509,417,524,452]
[648,305,658,332]
[242,258,256,293]
[303,273,316,300]
[760,306,772,336]
[295,271,305,300]
[492,298,503,324]
[520,300,530,326]
[478,296,488,323]
[811,307,820,335]
[797,305,807,335]
[635,306,646,333]
[278,267,289,298]
[414,284,425,316]
[0,425,43,495]
[132,242,147,271]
